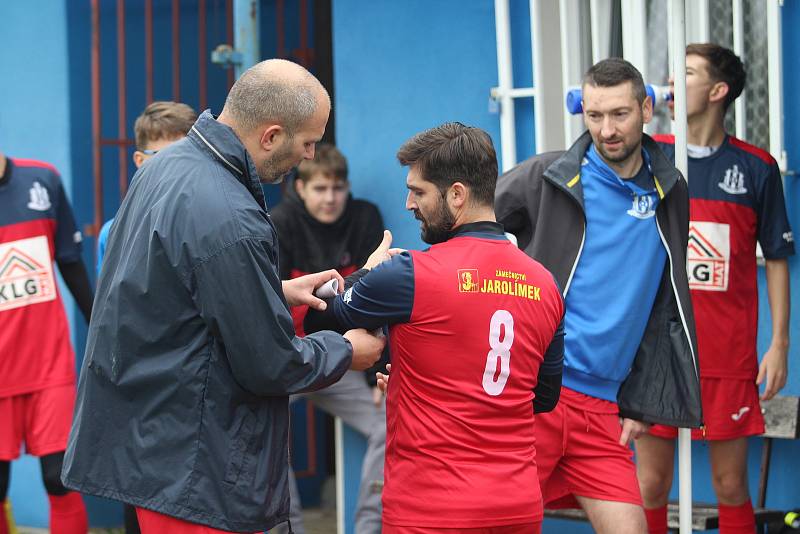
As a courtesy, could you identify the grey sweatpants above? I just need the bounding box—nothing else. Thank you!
[273,370,385,534]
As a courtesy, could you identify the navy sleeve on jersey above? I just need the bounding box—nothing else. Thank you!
[540,318,564,375]
[333,252,415,331]
[53,175,82,263]
[756,163,794,259]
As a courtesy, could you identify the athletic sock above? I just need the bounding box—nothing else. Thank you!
[644,505,668,534]
[718,500,756,534]
[48,492,88,534]
[0,500,9,534]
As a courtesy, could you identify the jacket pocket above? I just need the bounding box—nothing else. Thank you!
[223,409,256,485]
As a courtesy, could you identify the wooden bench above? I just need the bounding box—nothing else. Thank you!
[544,395,800,533]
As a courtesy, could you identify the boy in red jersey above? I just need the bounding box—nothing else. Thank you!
[637,44,794,534]
[0,153,93,534]
[306,123,565,533]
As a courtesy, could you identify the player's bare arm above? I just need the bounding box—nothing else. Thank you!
[758,258,790,400]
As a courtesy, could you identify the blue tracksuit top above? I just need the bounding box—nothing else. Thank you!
[562,144,666,402]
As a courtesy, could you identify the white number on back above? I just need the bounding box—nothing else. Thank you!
[482,310,514,396]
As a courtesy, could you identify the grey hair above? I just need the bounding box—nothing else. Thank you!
[222,63,320,134]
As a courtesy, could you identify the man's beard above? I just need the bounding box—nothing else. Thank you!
[596,137,639,164]
[595,117,644,165]
[416,195,455,245]
[257,137,295,184]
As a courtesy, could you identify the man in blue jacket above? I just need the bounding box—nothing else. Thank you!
[495,58,701,534]
[61,59,385,534]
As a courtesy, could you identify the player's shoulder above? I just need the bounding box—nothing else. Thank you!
[651,133,675,145]
[10,158,62,186]
[727,136,777,169]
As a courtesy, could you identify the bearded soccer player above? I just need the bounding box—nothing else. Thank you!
[306,122,565,533]
[637,44,794,534]
[0,153,92,534]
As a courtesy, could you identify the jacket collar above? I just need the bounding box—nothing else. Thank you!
[189,110,266,209]
[543,130,684,206]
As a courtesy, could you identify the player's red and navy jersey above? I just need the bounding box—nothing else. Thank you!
[655,135,794,379]
[332,222,564,528]
[0,158,82,397]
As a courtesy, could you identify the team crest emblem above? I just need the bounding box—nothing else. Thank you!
[27,181,52,211]
[687,222,730,291]
[626,194,656,219]
[343,287,354,304]
[457,269,479,293]
[0,236,57,312]
[718,164,747,194]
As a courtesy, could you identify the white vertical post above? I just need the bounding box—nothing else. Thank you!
[335,417,345,534]
[670,2,692,534]
[589,0,613,63]
[531,0,544,154]
[621,0,648,75]
[494,0,517,172]
[732,0,746,140]
[697,0,710,42]
[531,0,566,153]
[559,0,574,149]
[767,0,786,170]
[559,0,586,149]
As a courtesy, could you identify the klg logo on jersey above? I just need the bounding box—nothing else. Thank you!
[687,222,730,291]
[0,236,57,312]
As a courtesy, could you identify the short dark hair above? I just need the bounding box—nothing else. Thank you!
[583,58,647,104]
[297,143,348,182]
[686,43,746,111]
[134,101,197,150]
[396,122,498,207]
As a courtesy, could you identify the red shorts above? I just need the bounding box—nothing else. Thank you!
[535,388,642,509]
[650,377,764,440]
[135,508,259,534]
[0,384,76,460]
[382,523,541,534]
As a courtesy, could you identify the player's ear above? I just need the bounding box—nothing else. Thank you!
[709,81,729,105]
[133,151,146,168]
[449,182,468,209]
[260,124,284,152]
[641,95,653,124]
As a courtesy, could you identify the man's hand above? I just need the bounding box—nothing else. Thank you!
[376,363,391,393]
[344,329,385,371]
[757,343,788,400]
[372,386,383,406]
[282,269,345,310]
[619,418,650,446]
[363,230,405,270]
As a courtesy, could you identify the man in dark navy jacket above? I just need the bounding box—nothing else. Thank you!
[62,59,384,534]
